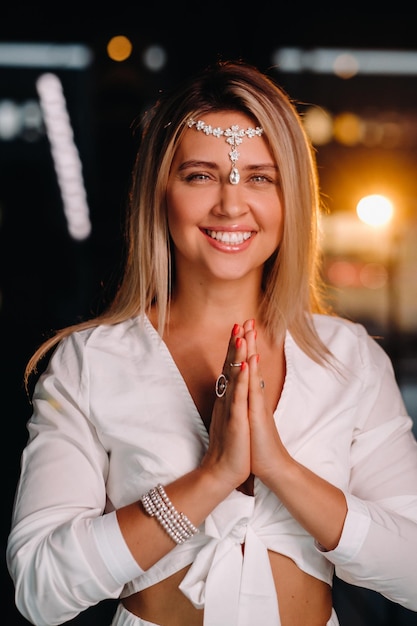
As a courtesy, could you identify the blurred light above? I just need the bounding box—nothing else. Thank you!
[302,107,416,150]
[360,262,388,289]
[0,100,21,140]
[356,194,394,227]
[303,106,333,145]
[36,73,91,240]
[0,99,44,142]
[21,100,44,141]
[327,260,358,287]
[333,112,362,146]
[326,259,388,289]
[272,47,417,76]
[361,119,385,147]
[333,53,359,79]
[0,43,92,68]
[107,35,133,62]
[322,211,393,258]
[378,120,403,149]
[143,45,167,71]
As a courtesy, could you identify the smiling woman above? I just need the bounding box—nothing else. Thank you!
[166,110,283,284]
[6,60,417,626]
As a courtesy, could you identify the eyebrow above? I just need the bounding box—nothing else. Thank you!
[177,160,217,171]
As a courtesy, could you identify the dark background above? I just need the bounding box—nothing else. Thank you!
[2,7,417,625]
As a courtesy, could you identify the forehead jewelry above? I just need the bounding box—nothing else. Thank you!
[187,118,264,185]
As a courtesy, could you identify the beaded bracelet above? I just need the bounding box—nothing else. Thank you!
[141,484,199,544]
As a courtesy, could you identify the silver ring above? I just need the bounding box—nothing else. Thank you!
[215,373,228,398]
[229,362,242,367]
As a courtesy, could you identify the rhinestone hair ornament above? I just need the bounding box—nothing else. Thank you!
[187,118,264,185]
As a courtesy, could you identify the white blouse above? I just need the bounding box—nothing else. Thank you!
[7,314,417,626]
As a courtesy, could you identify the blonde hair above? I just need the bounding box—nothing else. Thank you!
[25,59,334,388]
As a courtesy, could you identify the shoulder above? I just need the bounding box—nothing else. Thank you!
[311,313,392,372]
[48,315,154,371]
[312,313,366,341]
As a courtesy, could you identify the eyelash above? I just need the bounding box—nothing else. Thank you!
[184,173,210,182]
[183,173,274,184]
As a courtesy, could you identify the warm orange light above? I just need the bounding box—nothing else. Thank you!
[107,36,132,62]
[333,112,362,146]
[303,106,333,145]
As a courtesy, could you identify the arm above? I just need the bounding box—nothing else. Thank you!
[322,334,417,610]
[246,321,417,610]
[7,335,143,626]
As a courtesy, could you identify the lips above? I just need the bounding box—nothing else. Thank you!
[204,229,253,244]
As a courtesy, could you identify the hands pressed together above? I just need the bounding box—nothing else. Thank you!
[201,319,289,495]
[199,319,347,551]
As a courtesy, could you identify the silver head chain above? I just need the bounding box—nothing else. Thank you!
[186,118,264,184]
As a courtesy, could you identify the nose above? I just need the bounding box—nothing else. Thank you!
[215,181,248,218]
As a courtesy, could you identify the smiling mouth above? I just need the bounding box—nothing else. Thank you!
[204,230,253,244]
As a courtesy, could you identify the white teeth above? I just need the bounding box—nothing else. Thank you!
[207,230,252,244]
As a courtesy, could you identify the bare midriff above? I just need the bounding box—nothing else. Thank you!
[122,551,332,626]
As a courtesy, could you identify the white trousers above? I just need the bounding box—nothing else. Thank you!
[110,602,340,625]
[111,603,159,625]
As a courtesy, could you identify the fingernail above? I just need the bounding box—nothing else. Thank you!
[241,361,247,371]
[236,337,242,348]
[232,323,240,336]
[256,354,260,363]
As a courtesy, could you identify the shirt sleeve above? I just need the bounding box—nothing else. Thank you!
[319,328,417,612]
[6,333,144,626]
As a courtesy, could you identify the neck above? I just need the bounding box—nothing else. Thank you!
[168,273,263,331]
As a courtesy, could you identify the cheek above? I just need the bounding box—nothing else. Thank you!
[166,189,184,232]
[166,186,210,231]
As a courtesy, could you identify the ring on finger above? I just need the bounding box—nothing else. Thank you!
[229,362,242,367]
[215,373,228,398]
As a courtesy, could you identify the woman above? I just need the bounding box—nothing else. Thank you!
[7,60,417,626]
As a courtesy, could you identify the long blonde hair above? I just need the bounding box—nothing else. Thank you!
[25,59,333,388]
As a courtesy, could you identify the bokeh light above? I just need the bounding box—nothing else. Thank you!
[107,35,133,62]
[142,45,167,72]
[333,53,359,79]
[333,112,362,146]
[303,106,333,145]
[356,194,394,227]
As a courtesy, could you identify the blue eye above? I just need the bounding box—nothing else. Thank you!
[251,174,275,184]
[185,173,210,182]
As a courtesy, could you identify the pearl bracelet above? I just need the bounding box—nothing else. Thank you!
[141,484,199,544]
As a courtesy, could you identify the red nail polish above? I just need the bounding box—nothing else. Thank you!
[241,361,247,371]
[236,337,242,348]
[232,323,240,336]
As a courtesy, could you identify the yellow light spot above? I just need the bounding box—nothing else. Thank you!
[356,194,394,227]
[303,106,333,145]
[333,112,362,146]
[107,36,132,62]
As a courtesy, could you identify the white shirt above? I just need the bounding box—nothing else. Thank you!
[7,314,417,626]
